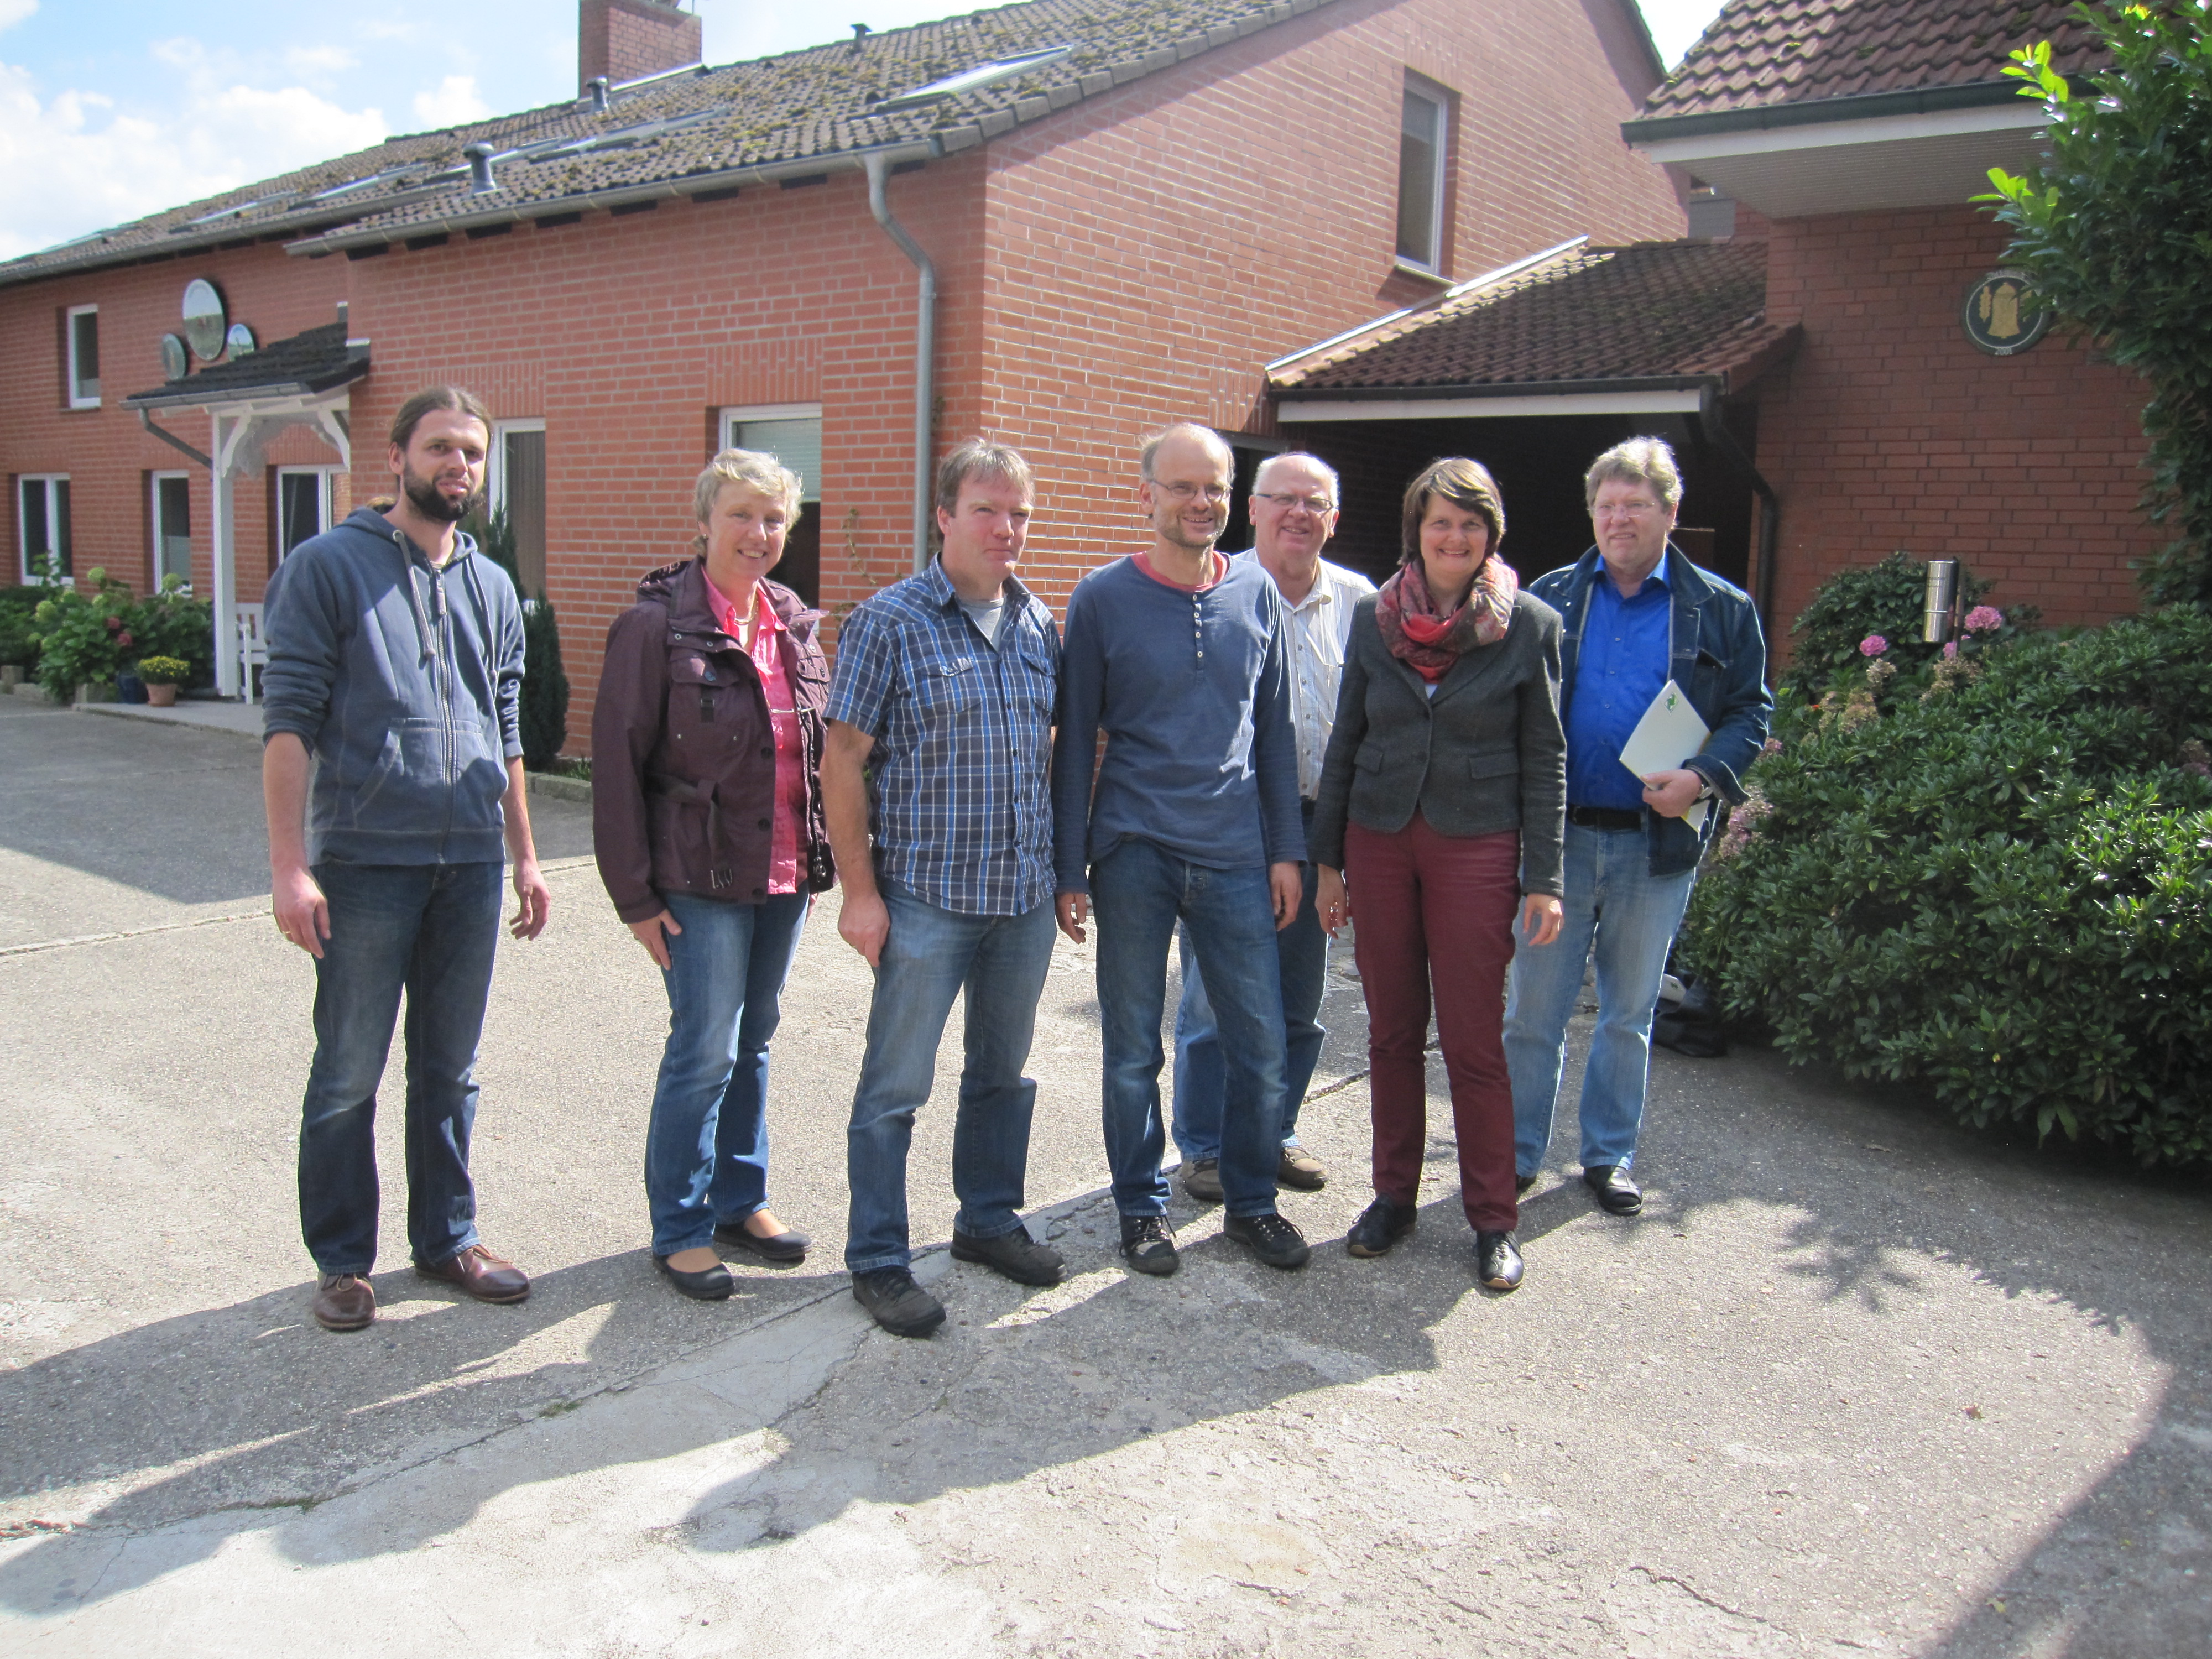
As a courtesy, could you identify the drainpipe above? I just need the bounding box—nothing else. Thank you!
[1697,383,1780,637]
[864,152,936,574]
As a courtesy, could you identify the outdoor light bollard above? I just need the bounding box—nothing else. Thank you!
[1923,559,1958,644]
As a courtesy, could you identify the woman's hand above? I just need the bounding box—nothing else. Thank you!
[628,910,682,970]
[1316,865,1350,938]
[1517,893,1563,948]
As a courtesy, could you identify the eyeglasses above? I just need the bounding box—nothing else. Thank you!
[1255,492,1335,514]
[1593,499,1663,520]
[1154,481,1229,504]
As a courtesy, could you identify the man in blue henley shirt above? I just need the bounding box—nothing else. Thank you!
[1051,423,1312,1275]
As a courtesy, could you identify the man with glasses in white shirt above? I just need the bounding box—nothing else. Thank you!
[1171,453,1374,1202]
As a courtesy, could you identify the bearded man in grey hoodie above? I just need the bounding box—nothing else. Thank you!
[262,385,551,1333]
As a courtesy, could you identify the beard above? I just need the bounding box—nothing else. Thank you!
[1155,507,1225,553]
[402,465,482,525]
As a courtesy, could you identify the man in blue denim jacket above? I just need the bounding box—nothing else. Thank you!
[262,386,550,1334]
[1504,437,1770,1216]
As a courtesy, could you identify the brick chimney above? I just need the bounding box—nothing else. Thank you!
[580,0,702,94]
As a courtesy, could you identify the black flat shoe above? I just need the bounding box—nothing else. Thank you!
[713,1219,811,1264]
[1582,1165,1643,1216]
[1345,1196,1418,1258]
[1515,1171,1537,1196]
[950,1225,1065,1286]
[655,1254,734,1301]
[1475,1230,1524,1293]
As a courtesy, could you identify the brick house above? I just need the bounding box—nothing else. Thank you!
[0,0,1684,721]
[1257,0,2153,644]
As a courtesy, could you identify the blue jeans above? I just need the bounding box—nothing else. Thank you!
[1091,837,1286,1219]
[1171,814,1327,1160]
[845,883,1058,1274]
[298,860,503,1275]
[1505,822,1698,1175]
[644,889,808,1257]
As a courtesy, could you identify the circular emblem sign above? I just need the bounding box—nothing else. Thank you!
[181,278,227,362]
[225,322,257,357]
[1963,269,2052,356]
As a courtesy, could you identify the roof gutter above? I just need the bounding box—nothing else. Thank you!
[1620,76,2091,144]
[863,150,938,577]
[1275,372,1724,405]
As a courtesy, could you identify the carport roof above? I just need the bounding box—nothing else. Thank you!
[122,322,367,412]
[1270,238,1797,401]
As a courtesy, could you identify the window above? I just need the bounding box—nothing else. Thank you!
[489,420,547,599]
[18,475,71,582]
[152,472,192,589]
[276,466,340,561]
[67,305,100,408]
[1396,82,1449,272]
[719,405,822,607]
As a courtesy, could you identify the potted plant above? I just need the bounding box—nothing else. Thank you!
[134,655,191,707]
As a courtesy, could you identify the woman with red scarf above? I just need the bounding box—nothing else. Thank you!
[1311,457,1566,1293]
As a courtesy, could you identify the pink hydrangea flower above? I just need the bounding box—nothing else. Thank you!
[1943,640,1959,659]
[1964,605,2004,633]
[1859,634,1888,656]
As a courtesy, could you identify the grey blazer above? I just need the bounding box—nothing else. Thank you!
[1310,587,1568,897]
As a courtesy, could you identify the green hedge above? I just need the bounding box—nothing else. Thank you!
[1682,606,2212,1167]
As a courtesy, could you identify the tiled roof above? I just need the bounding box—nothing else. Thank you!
[122,321,364,410]
[1272,238,1796,396]
[2,0,1344,288]
[1639,0,2110,124]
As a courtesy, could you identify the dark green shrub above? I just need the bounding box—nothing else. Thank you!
[462,503,522,590]
[1683,605,2212,1168]
[0,584,41,672]
[130,578,215,687]
[1782,551,2037,700]
[30,566,140,701]
[519,599,570,771]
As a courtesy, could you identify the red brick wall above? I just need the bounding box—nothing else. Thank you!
[578,0,702,92]
[1759,203,2157,636]
[969,0,1686,617]
[0,246,346,599]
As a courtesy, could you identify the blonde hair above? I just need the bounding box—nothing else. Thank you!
[693,448,803,553]
[1584,437,1682,511]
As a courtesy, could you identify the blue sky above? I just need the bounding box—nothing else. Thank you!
[0,0,1729,259]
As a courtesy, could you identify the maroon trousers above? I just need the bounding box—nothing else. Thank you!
[1345,815,1521,1232]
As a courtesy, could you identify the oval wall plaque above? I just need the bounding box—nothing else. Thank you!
[1962,269,2052,357]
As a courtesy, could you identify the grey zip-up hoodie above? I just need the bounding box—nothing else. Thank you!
[262,507,524,865]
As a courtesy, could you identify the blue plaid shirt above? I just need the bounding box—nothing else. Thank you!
[826,560,1060,916]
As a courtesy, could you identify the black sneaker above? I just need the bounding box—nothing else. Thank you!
[1476,1230,1524,1292]
[1119,1214,1180,1276]
[950,1225,1066,1286]
[1345,1196,1418,1258]
[851,1267,945,1337]
[1222,1211,1311,1270]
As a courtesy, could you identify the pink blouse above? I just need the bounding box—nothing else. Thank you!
[703,575,806,896]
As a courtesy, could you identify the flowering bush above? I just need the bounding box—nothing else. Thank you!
[1859,633,1888,656]
[1964,605,2006,634]
[133,655,191,686]
[28,568,213,702]
[1683,604,2212,1167]
[1782,552,2036,700]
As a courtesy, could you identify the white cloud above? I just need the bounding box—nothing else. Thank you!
[284,44,358,80]
[0,1,38,38]
[410,74,487,130]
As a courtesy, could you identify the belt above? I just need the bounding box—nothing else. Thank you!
[1567,805,1643,831]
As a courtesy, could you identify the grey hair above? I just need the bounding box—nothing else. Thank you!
[694,448,804,548]
[1253,451,1340,505]
[1584,437,1683,511]
[1138,422,1234,480]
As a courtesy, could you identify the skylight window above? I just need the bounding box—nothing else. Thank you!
[873,46,1072,113]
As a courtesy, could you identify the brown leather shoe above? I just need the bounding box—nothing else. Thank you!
[312,1273,377,1331]
[414,1244,530,1303]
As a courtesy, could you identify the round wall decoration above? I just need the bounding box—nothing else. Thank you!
[225,322,257,357]
[159,332,190,381]
[181,278,227,362]
[1962,269,2052,357]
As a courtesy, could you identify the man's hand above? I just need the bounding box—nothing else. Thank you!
[839,889,891,967]
[628,909,681,969]
[1518,893,1564,947]
[1269,861,1302,931]
[1316,865,1350,939]
[1640,768,1706,820]
[272,863,330,959]
[510,857,551,940]
[1056,891,1089,944]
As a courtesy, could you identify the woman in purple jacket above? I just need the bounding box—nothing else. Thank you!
[593,450,834,1300]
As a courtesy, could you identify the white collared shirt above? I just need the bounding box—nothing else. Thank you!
[1229,549,1376,800]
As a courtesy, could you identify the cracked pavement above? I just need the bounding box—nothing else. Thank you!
[2,692,2209,1656]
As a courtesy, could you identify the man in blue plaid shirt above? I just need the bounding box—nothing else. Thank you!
[821,438,1065,1338]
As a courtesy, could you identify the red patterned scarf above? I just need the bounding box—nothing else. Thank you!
[1375,557,1519,682]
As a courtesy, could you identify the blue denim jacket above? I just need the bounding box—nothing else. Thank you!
[1531,547,1771,877]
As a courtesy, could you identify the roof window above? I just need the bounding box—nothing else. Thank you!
[873,47,1072,113]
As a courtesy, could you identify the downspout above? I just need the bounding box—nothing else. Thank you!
[1697,383,1780,638]
[138,408,212,469]
[864,152,936,575]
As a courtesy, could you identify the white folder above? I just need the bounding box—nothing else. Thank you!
[1618,679,1712,833]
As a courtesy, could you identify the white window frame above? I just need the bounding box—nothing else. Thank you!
[275,465,341,560]
[66,304,100,409]
[18,473,72,583]
[1395,81,1450,276]
[150,470,193,591]
[488,418,546,520]
[718,404,823,504]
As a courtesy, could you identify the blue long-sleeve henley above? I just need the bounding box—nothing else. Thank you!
[1050,554,1306,894]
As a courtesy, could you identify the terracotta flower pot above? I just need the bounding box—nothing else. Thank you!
[146,684,179,707]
